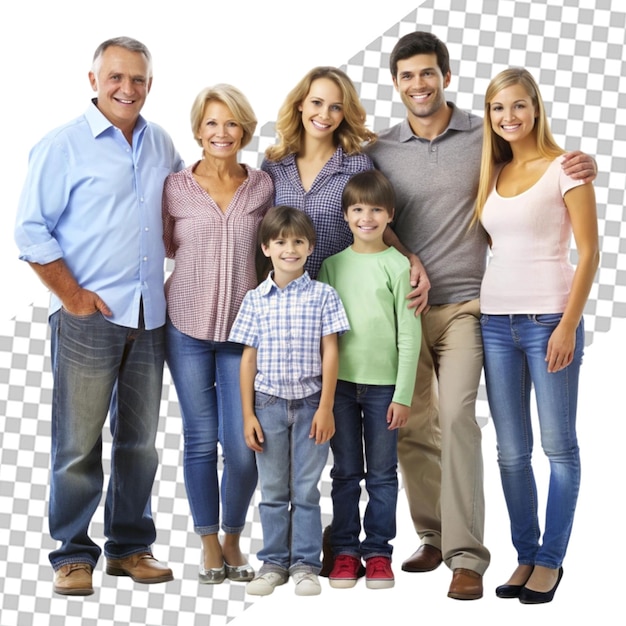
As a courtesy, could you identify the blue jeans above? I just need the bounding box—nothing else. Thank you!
[48,309,164,569]
[330,381,398,559]
[481,313,584,569]
[254,391,329,574]
[165,320,257,535]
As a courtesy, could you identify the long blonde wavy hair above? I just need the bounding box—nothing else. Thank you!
[265,66,376,162]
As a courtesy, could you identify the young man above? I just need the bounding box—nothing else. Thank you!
[14,37,183,596]
[365,31,597,600]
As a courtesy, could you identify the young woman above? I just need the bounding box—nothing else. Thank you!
[262,66,376,279]
[475,68,599,604]
[162,84,273,584]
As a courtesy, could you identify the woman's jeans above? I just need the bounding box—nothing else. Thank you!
[254,391,329,574]
[330,381,398,559]
[481,313,584,569]
[165,320,257,535]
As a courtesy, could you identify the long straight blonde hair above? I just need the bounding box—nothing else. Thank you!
[473,68,564,224]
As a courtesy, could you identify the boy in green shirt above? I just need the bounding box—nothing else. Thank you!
[318,170,421,589]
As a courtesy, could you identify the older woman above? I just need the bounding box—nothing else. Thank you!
[163,84,273,584]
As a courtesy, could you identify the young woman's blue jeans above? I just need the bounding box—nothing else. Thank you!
[165,320,257,535]
[481,313,584,569]
[330,381,398,559]
[254,391,329,574]
[48,309,164,570]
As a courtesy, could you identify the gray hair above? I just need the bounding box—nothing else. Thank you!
[92,36,152,77]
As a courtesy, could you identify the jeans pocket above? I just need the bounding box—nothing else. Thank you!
[480,313,489,327]
[61,307,102,320]
[255,391,277,410]
[531,313,563,327]
[304,390,322,408]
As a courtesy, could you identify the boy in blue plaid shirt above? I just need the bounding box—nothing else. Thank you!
[229,205,349,597]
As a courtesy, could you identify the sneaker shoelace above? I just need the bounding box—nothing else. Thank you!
[368,557,391,577]
[334,556,358,576]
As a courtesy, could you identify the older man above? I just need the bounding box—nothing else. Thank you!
[14,36,183,596]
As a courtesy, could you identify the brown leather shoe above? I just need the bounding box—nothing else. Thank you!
[106,552,173,584]
[448,568,483,600]
[401,544,443,572]
[53,563,94,596]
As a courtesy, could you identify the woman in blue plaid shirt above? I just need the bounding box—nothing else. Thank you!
[262,66,376,279]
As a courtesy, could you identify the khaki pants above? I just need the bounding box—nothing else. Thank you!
[398,299,490,574]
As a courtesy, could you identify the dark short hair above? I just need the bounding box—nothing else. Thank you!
[341,170,395,215]
[259,206,317,247]
[389,31,450,78]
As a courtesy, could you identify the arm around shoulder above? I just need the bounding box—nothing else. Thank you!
[561,150,597,184]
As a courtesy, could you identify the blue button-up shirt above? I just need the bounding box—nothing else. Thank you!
[229,272,350,400]
[14,100,184,329]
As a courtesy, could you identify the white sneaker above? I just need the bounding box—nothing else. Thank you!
[292,571,322,596]
[246,571,287,596]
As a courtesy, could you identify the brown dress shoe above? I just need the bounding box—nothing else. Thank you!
[53,563,94,596]
[106,552,173,584]
[401,544,443,572]
[448,568,483,600]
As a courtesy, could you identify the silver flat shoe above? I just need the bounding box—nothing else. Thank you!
[225,562,255,582]
[199,556,226,584]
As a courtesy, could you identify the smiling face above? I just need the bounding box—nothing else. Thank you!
[489,83,537,145]
[262,233,313,284]
[344,202,393,252]
[89,45,151,138]
[393,53,450,122]
[298,77,345,141]
[196,100,244,160]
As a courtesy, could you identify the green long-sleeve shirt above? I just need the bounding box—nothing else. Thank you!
[318,246,421,406]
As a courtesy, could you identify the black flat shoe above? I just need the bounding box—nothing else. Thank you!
[519,567,563,604]
[496,567,534,598]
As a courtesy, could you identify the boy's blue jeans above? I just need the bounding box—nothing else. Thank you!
[330,381,398,560]
[254,391,329,574]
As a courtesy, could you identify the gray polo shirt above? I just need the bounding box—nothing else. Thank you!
[366,103,489,306]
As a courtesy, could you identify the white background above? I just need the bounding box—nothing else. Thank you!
[0,1,622,623]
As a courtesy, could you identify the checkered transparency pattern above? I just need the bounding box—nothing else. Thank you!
[1,1,624,624]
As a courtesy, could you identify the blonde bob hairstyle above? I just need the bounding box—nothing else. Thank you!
[474,67,563,223]
[190,84,257,149]
[265,66,376,162]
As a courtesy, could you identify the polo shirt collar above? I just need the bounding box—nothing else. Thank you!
[398,102,470,142]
